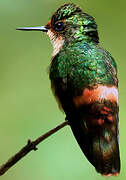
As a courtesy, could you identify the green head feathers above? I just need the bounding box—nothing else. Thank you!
[50,3,99,43]
[51,3,81,22]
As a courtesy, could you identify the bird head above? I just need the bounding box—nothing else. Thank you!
[17,3,99,56]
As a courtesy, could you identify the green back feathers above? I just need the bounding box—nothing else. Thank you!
[50,41,117,93]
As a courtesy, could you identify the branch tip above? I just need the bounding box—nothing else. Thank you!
[0,121,68,176]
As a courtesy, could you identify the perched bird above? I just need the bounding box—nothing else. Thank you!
[17,3,120,176]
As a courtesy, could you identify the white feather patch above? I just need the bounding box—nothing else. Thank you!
[47,30,64,57]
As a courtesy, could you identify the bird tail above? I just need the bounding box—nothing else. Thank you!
[69,113,120,176]
[92,125,120,176]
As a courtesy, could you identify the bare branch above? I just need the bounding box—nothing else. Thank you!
[0,121,68,176]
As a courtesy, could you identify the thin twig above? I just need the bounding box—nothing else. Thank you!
[0,121,68,176]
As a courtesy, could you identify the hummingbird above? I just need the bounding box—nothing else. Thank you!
[17,3,120,176]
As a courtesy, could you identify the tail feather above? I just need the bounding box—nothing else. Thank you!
[69,111,120,176]
[93,126,120,175]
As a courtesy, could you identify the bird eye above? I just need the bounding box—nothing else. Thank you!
[54,22,65,31]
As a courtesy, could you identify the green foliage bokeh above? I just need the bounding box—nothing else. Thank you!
[0,0,126,179]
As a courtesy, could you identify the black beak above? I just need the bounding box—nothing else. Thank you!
[16,26,48,32]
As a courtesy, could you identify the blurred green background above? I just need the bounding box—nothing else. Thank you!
[0,0,126,179]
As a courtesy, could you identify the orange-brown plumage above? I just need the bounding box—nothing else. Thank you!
[74,85,118,107]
